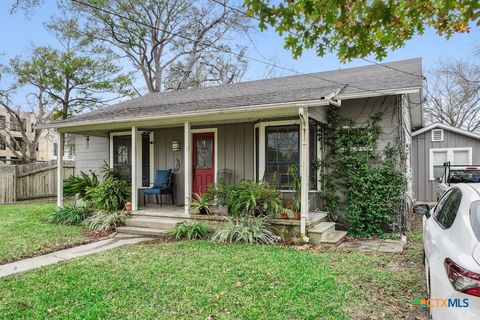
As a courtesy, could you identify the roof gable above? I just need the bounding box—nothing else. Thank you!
[412,123,480,140]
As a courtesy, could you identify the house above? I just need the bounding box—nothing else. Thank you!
[0,109,74,164]
[42,58,423,242]
[412,123,480,202]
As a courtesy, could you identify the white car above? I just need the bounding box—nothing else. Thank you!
[421,183,480,319]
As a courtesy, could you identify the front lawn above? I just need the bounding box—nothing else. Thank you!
[0,202,88,264]
[0,224,426,319]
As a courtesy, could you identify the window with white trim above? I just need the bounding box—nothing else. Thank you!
[255,119,322,190]
[431,129,444,142]
[430,148,472,180]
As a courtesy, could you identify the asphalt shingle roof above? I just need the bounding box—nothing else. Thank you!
[52,58,422,126]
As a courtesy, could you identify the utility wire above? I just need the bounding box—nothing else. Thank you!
[72,0,423,103]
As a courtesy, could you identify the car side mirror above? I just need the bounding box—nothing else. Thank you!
[413,204,431,218]
[436,177,442,183]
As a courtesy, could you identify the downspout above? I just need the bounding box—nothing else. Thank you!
[298,107,310,243]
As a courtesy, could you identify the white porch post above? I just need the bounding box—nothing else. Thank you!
[131,126,138,211]
[299,107,309,239]
[184,121,191,214]
[56,131,64,207]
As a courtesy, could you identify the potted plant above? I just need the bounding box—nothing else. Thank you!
[279,208,292,219]
[207,181,229,215]
[292,198,301,220]
[191,193,212,215]
[288,164,302,220]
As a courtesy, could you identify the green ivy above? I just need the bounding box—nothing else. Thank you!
[321,105,406,238]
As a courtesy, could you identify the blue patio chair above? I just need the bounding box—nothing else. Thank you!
[143,169,175,206]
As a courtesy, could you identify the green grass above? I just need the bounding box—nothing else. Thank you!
[0,222,427,319]
[0,202,87,264]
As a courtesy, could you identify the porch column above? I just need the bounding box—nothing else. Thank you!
[299,107,309,238]
[56,131,64,207]
[131,126,138,211]
[184,121,191,214]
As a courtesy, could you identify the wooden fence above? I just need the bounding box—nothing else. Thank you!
[0,161,75,203]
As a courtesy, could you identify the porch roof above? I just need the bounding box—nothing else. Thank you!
[43,58,422,130]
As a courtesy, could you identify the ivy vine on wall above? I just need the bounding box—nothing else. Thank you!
[321,105,406,238]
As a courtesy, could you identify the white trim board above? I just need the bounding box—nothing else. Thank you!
[429,147,472,180]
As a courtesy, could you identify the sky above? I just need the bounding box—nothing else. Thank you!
[1,1,479,106]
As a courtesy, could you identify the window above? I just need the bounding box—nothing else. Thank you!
[141,132,151,187]
[264,125,299,189]
[430,148,472,180]
[431,129,444,142]
[0,136,5,150]
[53,143,58,156]
[113,135,132,183]
[255,120,323,190]
[434,188,462,229]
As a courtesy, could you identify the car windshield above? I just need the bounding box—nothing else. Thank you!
[449,169,480,183]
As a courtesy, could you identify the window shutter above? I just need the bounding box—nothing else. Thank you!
[432,129,444,142]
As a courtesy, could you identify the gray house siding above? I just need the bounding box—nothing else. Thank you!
[339,95,400,151]
[74,135,109,175]
[413,129,480,201]
[153,122,255,205]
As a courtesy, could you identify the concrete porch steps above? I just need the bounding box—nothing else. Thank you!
[116,226,170,237]
[125,216,184,229]
[307,220,347,247]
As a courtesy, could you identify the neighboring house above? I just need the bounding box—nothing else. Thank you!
[43,58,423,239]
[412,123,480,202]
[0,109,74,164]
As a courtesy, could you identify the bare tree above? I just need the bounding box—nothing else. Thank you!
[0,88,52,163]
[425,59,480,132]
[72,0,250,93]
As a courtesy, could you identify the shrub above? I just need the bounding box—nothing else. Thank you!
[227,180,282,217]
[167,220,211,240]
[87,178,131,211]
[211,217,278,244]
[47,205,91,225]
[63,171,99,201]
[83,210,130,232]
[190,193,213,214]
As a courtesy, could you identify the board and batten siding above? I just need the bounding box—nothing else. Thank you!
[413,129,480,201]
[154,122,255,205]
[74,135,110,175]
[339,95,400,151]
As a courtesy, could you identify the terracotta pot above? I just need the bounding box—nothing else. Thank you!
[293,212,301,220]
[125,202,132,212]
[279,212,289,220]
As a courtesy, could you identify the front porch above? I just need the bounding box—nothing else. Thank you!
[116,205,346,245]
[57,101,347,242]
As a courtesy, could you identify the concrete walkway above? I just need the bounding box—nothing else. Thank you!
[337,236,407,253]
[0,234,152,278]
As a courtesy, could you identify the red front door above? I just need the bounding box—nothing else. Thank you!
[192,132,215,194]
